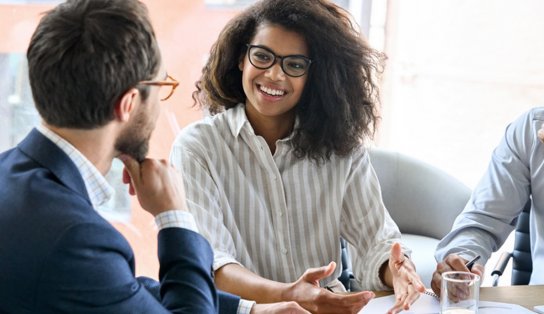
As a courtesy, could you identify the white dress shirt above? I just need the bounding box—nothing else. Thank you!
[171,104,404,290]
[436,107,544,284]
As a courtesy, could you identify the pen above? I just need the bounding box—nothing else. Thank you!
[465,255,481,270]
[425,255,482,300]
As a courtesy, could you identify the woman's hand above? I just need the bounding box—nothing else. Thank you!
[386,243,426,314]
[282,262,375,314]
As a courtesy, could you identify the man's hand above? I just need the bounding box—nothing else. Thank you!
[431,254,485,297]
[282,262,375,314]
[386,243,426,314]
[120,155,187,216]
[251,302,310,314]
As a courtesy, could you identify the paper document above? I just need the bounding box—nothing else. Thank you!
[359,292,536,313]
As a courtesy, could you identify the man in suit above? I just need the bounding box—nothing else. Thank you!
[0,0,235,312]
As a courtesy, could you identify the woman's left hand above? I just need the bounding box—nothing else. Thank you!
[386,243,426,314]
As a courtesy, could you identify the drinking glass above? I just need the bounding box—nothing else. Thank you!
[440,271,480,314]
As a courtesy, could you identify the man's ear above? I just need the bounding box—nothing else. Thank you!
[115,88,139,122]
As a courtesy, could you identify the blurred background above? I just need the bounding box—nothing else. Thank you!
[1,0,543,286]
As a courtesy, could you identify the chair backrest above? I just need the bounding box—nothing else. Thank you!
[368,149,471,240]
[338,238,355,291]
[511,200,532,285]
[338,149,471,290]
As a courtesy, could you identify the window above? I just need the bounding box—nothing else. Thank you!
[0,1,61,4]
[0,53,36,152]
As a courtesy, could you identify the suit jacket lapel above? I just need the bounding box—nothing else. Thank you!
[17,128,91,204]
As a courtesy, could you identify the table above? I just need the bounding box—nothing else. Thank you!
[375,285,543,310]
[479,285,544,310]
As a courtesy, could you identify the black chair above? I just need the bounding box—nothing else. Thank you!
[491,200,532,286]
[338,238,361,291]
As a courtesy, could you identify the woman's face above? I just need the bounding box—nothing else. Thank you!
[239,23,309,126]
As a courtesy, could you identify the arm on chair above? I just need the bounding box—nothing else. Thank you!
[491,252,513,286]
[490,200,532,286]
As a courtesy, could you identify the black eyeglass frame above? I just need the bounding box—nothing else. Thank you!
[245,44,313,77]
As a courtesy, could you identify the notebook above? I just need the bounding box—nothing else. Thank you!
[359,291,536,313]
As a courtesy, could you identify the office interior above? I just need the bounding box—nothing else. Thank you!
[1,0,543,287]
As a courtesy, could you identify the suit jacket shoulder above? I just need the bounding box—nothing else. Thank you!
[0,129,220,313]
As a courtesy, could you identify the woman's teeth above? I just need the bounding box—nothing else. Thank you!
[260,85,285,96]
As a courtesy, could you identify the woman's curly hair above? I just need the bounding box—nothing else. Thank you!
[194,0,385,162]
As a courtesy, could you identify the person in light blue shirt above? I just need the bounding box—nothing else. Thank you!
[433,107,544,294]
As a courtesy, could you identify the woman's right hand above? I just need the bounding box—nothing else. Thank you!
[282,262,375,314]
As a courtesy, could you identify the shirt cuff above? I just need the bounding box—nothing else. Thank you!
[154,210,199,233]
[213,252,243,272]
[237,299,256,314]
[373,251,392,291]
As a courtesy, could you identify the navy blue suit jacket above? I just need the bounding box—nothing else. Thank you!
[0,130,240,313]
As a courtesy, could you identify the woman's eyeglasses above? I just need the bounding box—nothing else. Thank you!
[246,44,313,77]
[139,74,179,101]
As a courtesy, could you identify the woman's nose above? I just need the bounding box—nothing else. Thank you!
[265,61,286,81]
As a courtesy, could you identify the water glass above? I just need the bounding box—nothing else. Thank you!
[440,271,480,314]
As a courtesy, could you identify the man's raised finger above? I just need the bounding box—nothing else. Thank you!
[119,154,141,186]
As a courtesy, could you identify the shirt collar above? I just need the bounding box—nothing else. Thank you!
[226,103,300,142]
[37,125,114,209]
[228,103,251,138]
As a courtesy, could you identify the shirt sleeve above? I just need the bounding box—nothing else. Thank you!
[154,210,199,232]
[170,137,241,271]
[435,109,538,265]
[237,299,256,314]
[340,148,407,291]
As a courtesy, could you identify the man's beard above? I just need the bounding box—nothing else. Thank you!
[115,107,152,163]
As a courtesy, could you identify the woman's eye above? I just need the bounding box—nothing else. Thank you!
[253,52,271,62]
[287,60,306,70]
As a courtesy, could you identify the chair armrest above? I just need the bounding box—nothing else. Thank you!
[491,251,513,286]
[339,238,356,291]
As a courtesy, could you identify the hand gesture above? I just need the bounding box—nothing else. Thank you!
[431,253,485,297]
[120,155,187,216]
[283,262,375,314]
[387,243,426,314]
[251,301,310,314]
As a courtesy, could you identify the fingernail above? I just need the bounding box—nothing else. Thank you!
[363,291,375,299]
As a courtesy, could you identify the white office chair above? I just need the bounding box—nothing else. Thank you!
[367,148,471,286]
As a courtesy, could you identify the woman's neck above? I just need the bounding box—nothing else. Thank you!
[246,110,295,154]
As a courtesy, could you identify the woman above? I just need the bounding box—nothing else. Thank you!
[171,0,424,313]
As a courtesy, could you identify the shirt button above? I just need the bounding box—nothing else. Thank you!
[279,212,284,217]
[281,248,288,255]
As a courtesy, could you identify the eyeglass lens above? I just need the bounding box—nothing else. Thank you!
[248,46,310,77]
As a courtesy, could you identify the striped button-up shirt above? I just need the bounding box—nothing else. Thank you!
[171,104,405,290]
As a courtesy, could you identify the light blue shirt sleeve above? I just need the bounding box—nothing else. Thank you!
[237,299,256,314]
[154,210,199,232]
[435,108,542,266]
